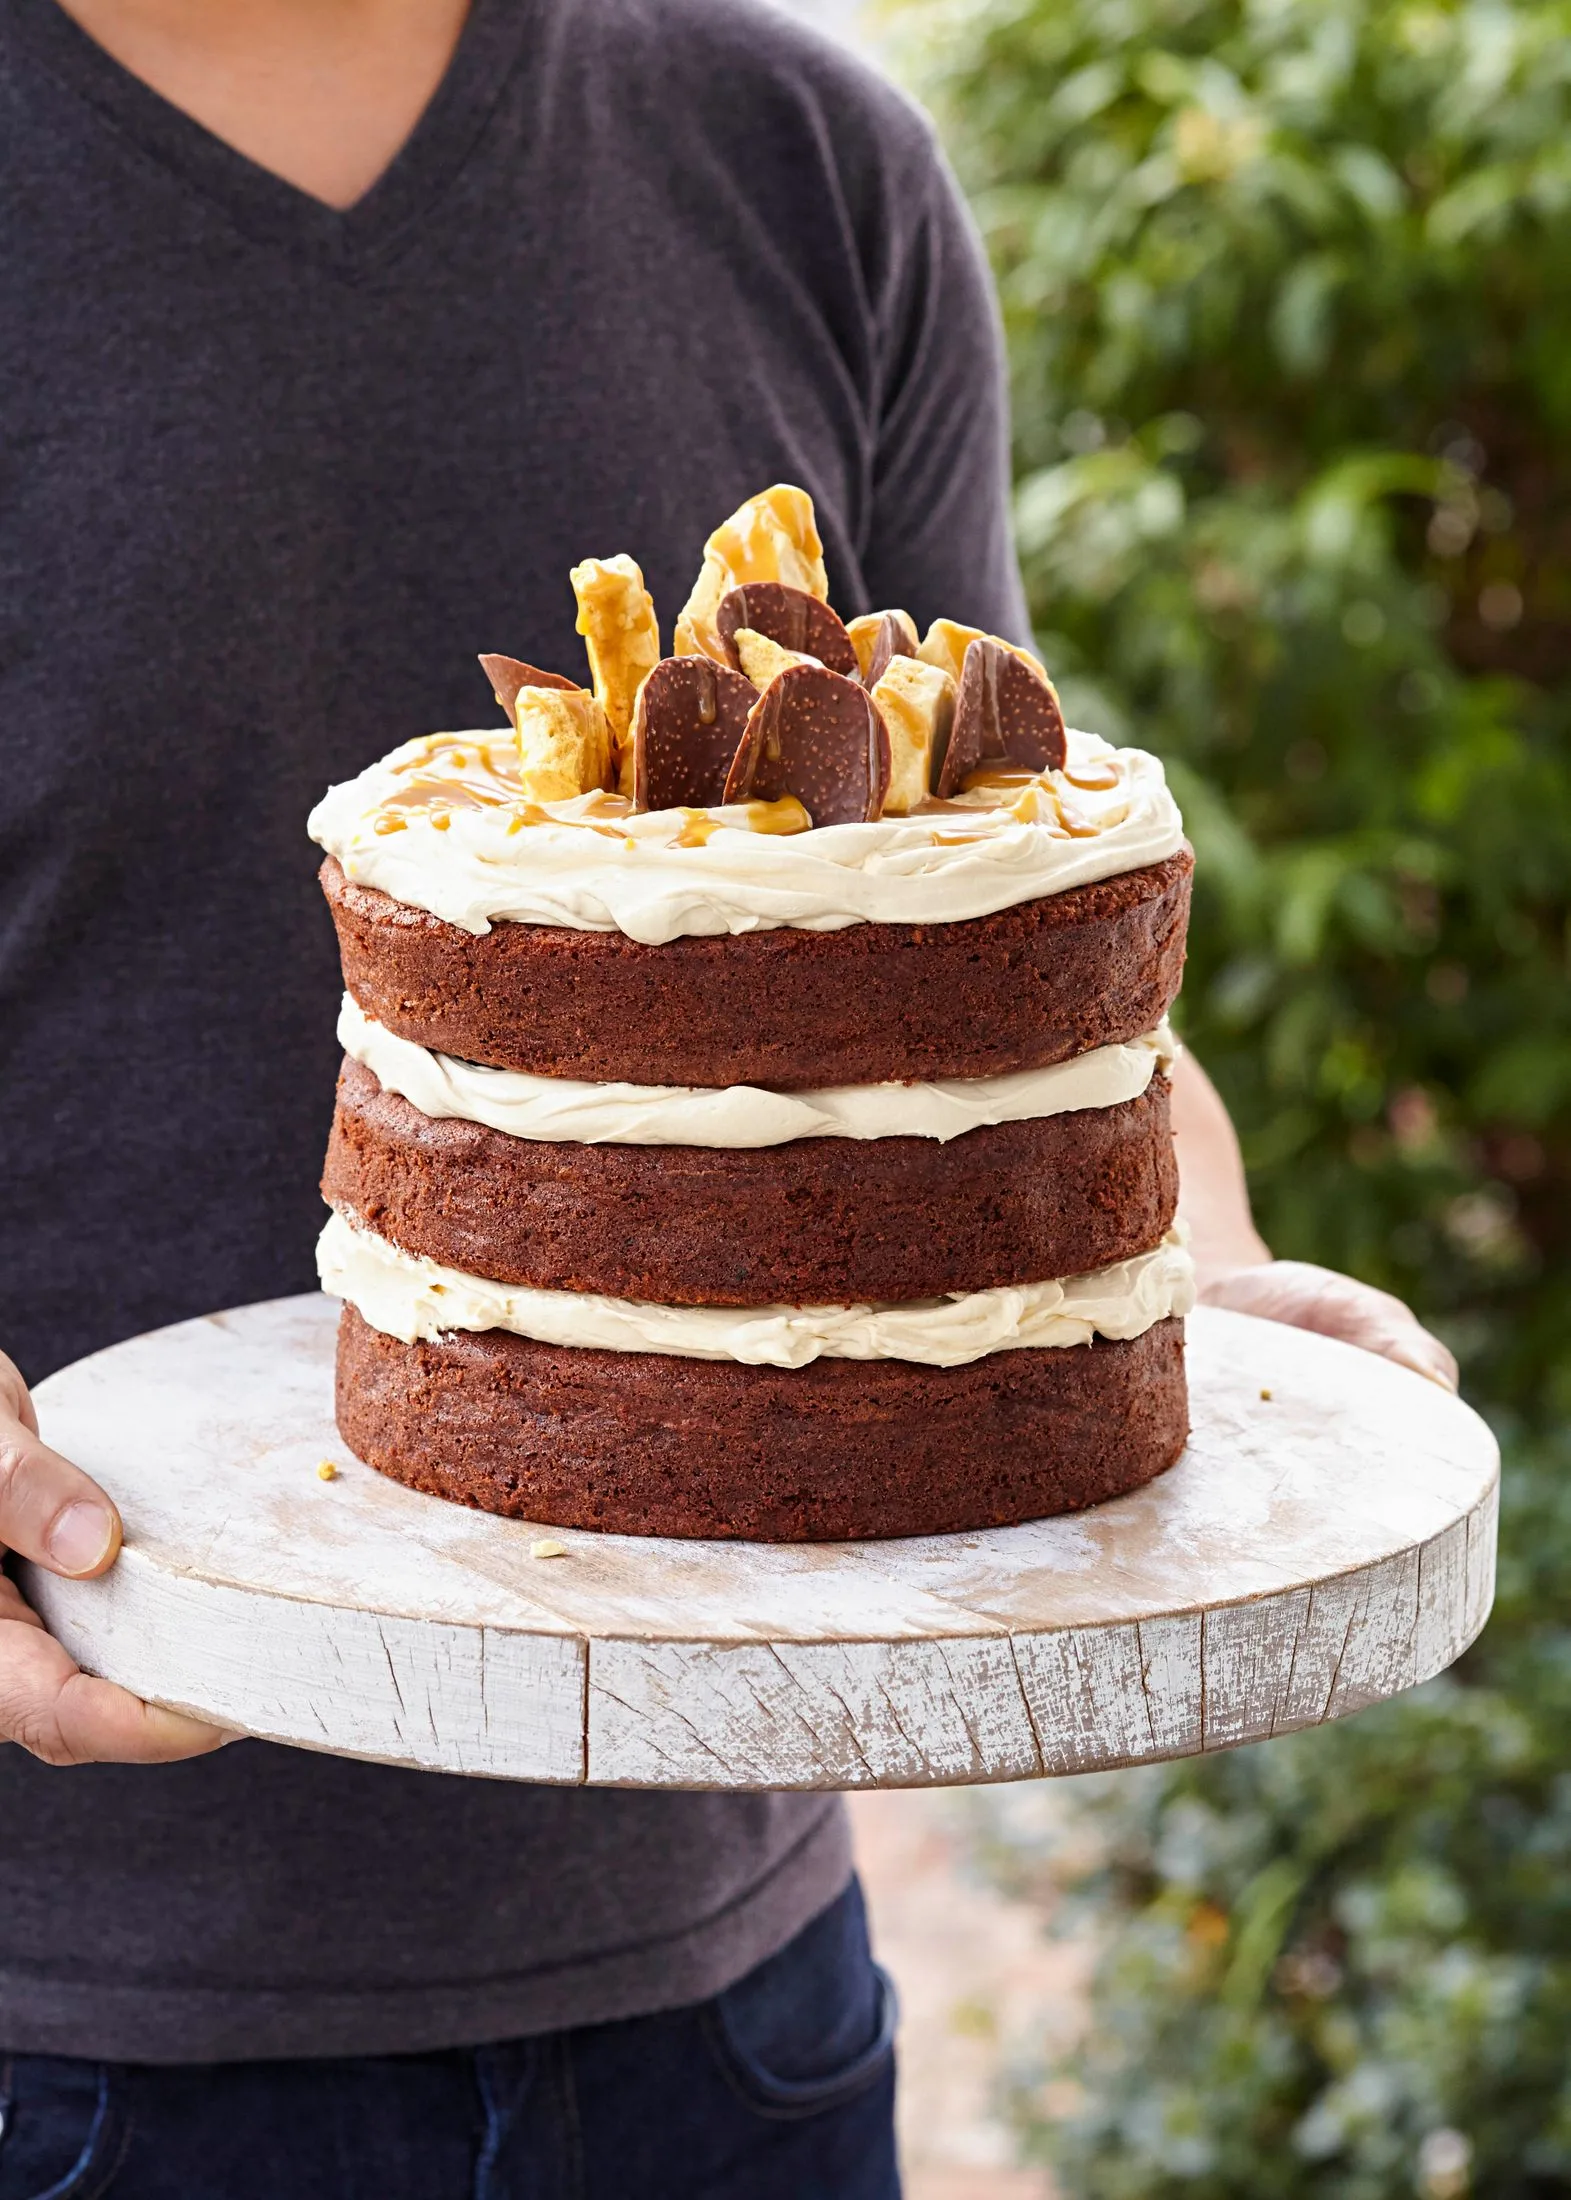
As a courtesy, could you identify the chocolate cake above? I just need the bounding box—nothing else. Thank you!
[310,484,1196,1541]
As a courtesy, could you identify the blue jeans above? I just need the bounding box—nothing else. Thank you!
[0,1880,898,2199]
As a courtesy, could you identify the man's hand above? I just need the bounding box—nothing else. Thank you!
[1198,1261,1458,1392]
[1,1351,229,1766]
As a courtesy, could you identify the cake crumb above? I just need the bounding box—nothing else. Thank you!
[317,1459,340,1481]
[530,1537,568,1559]
[1259,1387,1273,1402]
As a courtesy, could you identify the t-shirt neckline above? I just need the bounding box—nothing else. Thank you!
[11,0,534,270]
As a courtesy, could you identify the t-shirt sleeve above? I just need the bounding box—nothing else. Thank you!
[857,132,1032,648]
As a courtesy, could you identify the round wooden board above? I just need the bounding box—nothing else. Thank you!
[23,1296,1497,1791]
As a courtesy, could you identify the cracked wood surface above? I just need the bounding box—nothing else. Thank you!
[22,1295,1498,1788]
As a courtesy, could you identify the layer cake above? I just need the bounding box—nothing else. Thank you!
[310,486,1195,1541]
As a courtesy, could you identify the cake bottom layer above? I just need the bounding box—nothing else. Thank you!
[335,1306,1189,1542]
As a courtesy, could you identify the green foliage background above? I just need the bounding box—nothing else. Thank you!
[887,0,1571,2189]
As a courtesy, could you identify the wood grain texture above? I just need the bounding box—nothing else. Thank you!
[22,1296,1498,1789]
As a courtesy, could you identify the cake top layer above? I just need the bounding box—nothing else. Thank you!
[307,480,1183,941]
[310,725,1182,941]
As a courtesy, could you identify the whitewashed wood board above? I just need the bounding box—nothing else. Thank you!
[23,1295,1498,1789]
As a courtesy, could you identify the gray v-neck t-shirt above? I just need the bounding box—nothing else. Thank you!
[0,0,1028,2060]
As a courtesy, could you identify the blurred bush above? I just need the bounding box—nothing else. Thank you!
[888,0,1571,2189]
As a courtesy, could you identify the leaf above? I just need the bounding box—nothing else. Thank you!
[1271,252,1345,376]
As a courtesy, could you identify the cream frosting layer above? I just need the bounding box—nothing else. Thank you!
[308,727,1184,943]
[318,1210,1195,1370]
[339,994,1178,1149]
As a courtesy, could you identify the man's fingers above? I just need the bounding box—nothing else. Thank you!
[1354,1316,1459,1392]
[52,1673,231,1766]
[0,1350,42,1440]
[0,1416,122,1578]
[0,1612,229,1766]
[0,1361,226,1764]
[1201,1260,1459,1392]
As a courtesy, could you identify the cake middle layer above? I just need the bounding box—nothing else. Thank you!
[323,1057,1179,1304]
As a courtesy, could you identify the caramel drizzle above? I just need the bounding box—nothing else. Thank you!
[501,803,628,842]
[960,767,1038,791]
[369,731,1112,848]
[675,798,811,846]
[675,809,720,848]
[1063,756,1121,792]
[920,764,1109,844]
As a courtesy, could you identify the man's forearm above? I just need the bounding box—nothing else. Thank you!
[1170,1047,1271,1286]
[1170,1048,1458,1388]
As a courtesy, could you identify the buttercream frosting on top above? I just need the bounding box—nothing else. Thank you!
[308,726,1184,943]
[319,1210,1196,1369]
[339,994,1178,1149]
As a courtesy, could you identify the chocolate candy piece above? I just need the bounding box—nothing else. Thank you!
[715,583,859,678]
[633,656,758,812]
[478,654,581,717]
[724,664,891,826]
[934,638,1067,796]
[862,609,920,690]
